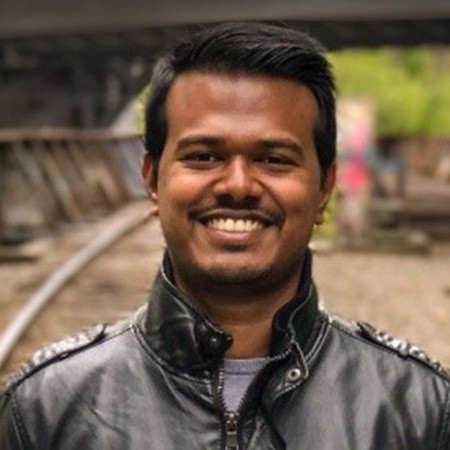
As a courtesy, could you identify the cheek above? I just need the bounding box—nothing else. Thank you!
[158,166,188,201]
[276,177,320,209]
[157,171,207,221]
[277,183,323,230]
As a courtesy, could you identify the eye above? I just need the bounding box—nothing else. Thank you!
[190,153,217,162]
[182,151,222,168]
[262,155,288,165]
[258,154,297,169]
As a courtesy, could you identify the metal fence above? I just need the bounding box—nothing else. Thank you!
[0,129,145,244]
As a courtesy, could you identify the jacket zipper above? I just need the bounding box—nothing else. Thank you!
[224,411,240,450]
[216,363,241,450]
[217,346,293,450]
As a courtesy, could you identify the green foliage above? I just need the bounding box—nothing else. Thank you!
[329,47,450,137]
[422,74,450,136]
[134,85,151,134]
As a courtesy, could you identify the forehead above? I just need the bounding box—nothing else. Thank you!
[165,71,318,133]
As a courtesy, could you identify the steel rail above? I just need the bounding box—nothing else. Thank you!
[0,201,152,369]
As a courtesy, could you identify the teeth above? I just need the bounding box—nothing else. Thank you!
[207,218,263,232]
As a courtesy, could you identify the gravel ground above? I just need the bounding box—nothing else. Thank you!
[313,244,450,367]
[1,205,449,380]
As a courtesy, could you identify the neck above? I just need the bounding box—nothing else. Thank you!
[175,271,301,359]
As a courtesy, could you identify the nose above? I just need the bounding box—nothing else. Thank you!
[214,156,262,200]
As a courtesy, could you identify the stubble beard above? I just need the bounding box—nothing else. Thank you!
[170,250,306,302]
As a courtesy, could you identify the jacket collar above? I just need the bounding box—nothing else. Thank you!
[137,251,321,375]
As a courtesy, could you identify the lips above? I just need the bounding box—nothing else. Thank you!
[193,206,283,235]
[206,218,264,232]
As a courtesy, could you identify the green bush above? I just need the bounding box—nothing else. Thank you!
[329,47,450,137]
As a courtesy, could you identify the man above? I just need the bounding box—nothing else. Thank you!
[1,22,449,449]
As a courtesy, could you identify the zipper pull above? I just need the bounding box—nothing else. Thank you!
[224,411,239,450]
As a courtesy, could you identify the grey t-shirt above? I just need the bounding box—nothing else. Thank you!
[223,357,268,412]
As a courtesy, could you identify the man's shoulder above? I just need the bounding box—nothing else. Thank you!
[2,316,136,394]
[356,321,450,379]
[327,315,450,381]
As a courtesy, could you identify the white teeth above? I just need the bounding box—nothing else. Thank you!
[207,218,263,232]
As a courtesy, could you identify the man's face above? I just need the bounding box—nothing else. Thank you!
[144,72,334,298]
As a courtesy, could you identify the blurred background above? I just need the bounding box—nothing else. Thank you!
[0,1,449,376]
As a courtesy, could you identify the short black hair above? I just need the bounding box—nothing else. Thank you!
[144,22,336,184]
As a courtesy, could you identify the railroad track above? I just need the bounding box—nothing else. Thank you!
[0,201,164,382]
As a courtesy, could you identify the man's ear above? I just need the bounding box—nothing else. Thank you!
[315,163,336,225]
[141,153,158,204]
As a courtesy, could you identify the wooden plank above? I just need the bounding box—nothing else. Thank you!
[49,140,94,216]
[65,140,107,215]
[94,139,130,202]
[74,140,117,211]
[11,141,58,227]
[113,137,145,197]
[82,140,124,209]
[32,141,84,222]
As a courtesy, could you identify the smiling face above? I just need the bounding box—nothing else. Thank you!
[143,72,335,303]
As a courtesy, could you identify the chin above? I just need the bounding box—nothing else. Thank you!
[206,265,266,284]
[183,256,268,285]
[197,258,291,293]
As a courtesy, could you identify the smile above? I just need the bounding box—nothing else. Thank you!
[206,218,264,232]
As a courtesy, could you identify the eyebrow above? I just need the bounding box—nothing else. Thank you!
[176,135,304,154]
[259,138,304,154]
[177,135,224,149]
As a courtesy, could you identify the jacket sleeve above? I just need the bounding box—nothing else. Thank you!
[0,390,27,450]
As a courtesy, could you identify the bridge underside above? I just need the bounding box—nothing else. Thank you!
[1,16,450,128]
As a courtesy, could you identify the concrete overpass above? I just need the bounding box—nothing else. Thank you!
[1,0,449,128]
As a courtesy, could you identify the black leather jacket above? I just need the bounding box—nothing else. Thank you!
[1,253,450,449]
